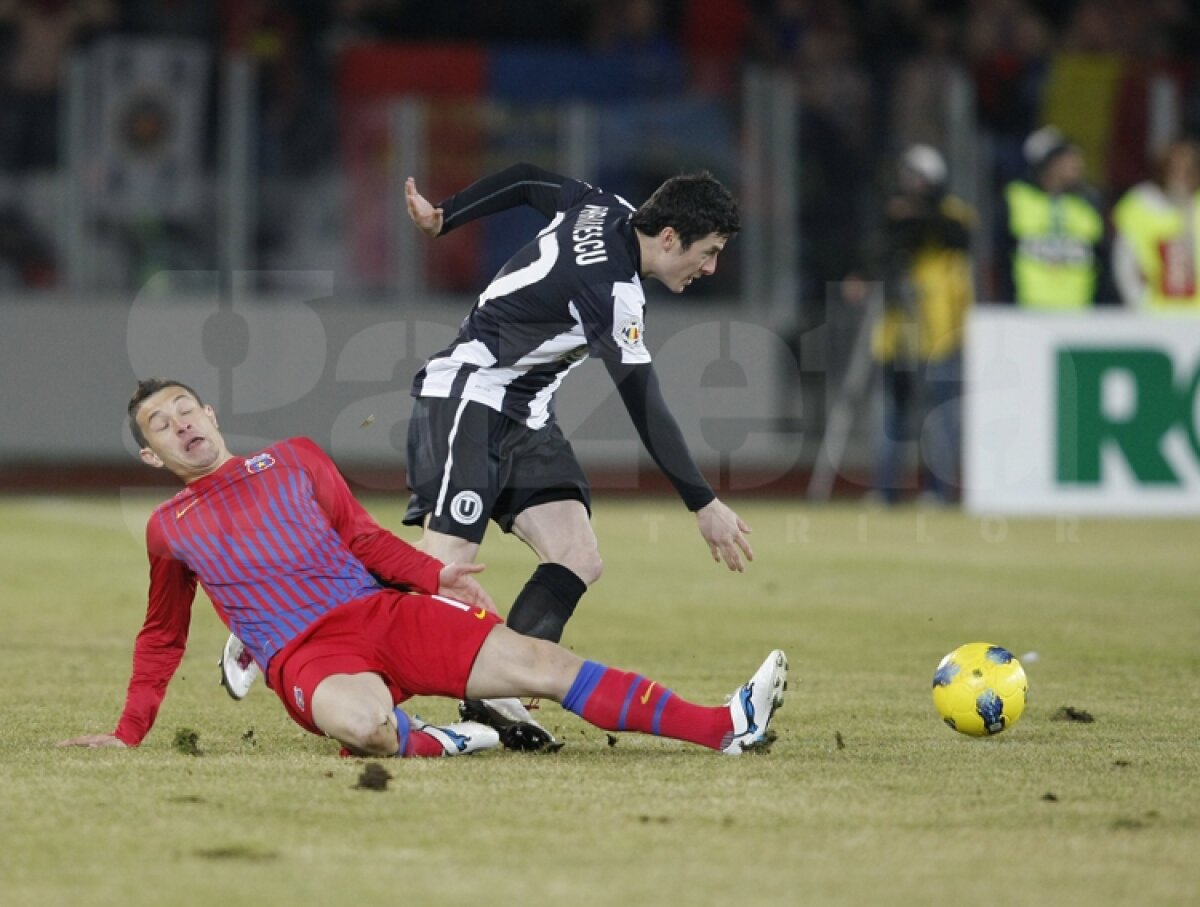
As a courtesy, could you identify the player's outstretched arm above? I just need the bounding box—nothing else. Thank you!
[437,562,498,614]
[695,498,754,573]
[424,162,567,236]
[406,177,444,237]
[57,734,127,749]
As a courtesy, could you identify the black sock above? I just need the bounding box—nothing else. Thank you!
[506,563,588,643]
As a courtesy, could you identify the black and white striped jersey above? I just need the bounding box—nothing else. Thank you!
[411,171,652,430]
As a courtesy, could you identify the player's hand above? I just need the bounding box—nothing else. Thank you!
[438,562,498,613]
[57,734,127,749]
[695,498,754,572]
[405,177,444,237]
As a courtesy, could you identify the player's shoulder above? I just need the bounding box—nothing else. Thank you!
[560,176,619,209]
[555,204,639,281]
[277,435,319,451]
[273,436,323,460]
[560,178,636,217]
[149,487,189,523]
[145,485,195,550]
[274,437,337,470]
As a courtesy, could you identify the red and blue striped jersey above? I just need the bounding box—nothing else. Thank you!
[114,437,442,745]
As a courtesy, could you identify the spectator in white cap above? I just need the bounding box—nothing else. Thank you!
[998,125,1109,309]
[851,144,976,505]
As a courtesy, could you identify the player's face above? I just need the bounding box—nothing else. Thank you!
[661,231,727,293]
[135,387,231,483]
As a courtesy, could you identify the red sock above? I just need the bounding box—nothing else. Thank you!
[394,708,445,758]
[402,730,446,758]
[562,661,733,750]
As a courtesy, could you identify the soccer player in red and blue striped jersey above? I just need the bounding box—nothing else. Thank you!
[60,379,787,758]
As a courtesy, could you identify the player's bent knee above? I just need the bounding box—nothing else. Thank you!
[563,549,603,586]
[311,676,398,755]
[317,706,396,756]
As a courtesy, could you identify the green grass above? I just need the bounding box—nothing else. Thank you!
[1,495,1198,906]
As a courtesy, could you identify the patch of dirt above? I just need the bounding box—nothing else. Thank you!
[172,728,203,756]
[355,762,392,791]
[194,846,278,862]
[1051,706,1094,723]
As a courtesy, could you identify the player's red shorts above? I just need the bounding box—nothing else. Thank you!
[266,589,503,736]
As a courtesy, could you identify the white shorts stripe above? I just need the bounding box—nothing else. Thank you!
[431,594,470,612]
[433,398,472,519]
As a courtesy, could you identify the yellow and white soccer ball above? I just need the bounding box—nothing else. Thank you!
[932,643,1027,736]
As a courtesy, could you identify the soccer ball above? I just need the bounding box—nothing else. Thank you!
[931,643,1027,736]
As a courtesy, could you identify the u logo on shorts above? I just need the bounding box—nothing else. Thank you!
[293,686,306,712]
[450,490,484,525]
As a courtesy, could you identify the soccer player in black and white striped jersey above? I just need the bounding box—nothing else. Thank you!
[403,162,753,713]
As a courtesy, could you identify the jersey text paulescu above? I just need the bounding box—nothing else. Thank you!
[573,205,609,266]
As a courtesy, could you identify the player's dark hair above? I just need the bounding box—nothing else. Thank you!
[128,378,205,448]
[631,171,740,248]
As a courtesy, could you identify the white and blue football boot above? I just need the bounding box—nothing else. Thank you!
[411,717,501,756]
[722,649,788,755]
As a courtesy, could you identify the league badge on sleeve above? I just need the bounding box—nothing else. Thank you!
[617,318,646,354]
[611,280,650,362]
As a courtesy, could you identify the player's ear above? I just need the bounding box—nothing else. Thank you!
[660,226,677,250]
[204,404,218,428]
[139,447,164,469]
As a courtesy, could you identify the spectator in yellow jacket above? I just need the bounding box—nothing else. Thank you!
[999,126,1110,308]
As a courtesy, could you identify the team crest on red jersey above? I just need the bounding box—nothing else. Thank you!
[246,453,276,474]
[293,686,306,712]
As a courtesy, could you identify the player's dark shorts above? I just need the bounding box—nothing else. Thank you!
[267,588,504,737]
[403,396,591,544]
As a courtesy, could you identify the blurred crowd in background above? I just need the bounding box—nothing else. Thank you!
[2,0,1199,503]
[0,0,1197,301]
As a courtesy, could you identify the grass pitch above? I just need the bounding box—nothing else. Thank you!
[1,494,1197,906]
